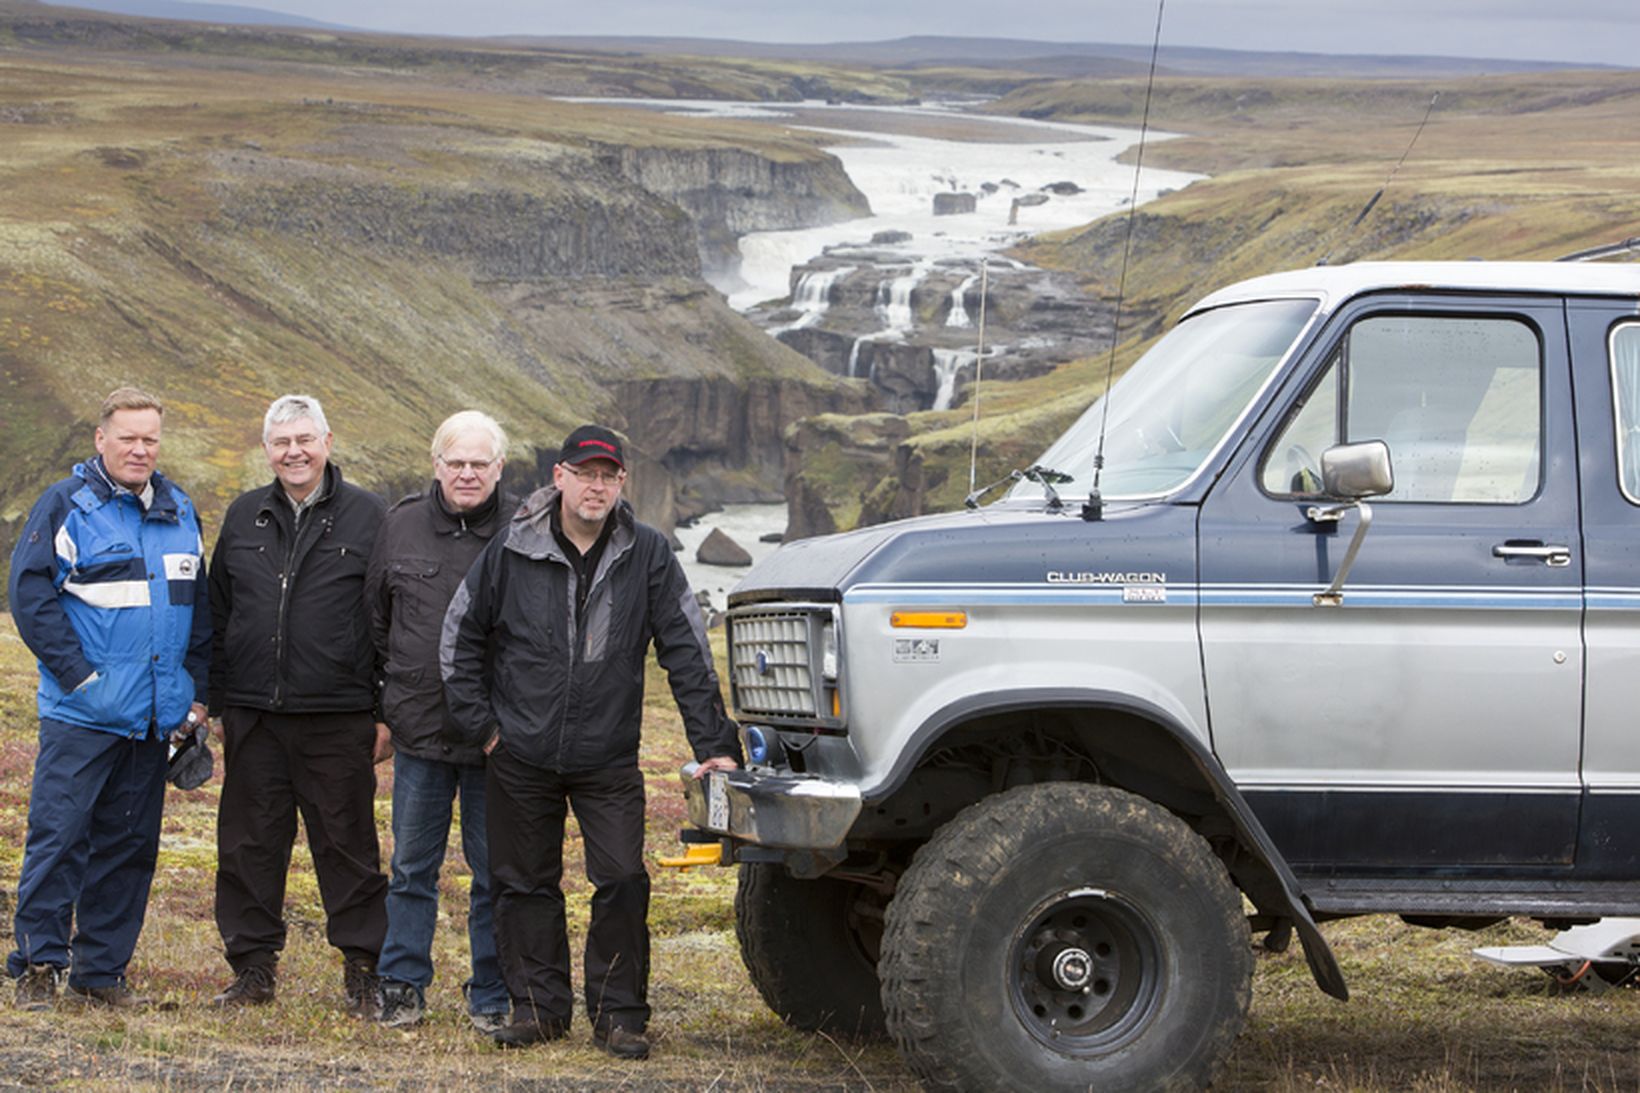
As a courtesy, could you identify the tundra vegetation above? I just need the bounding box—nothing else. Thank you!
[3,2,1640,1085]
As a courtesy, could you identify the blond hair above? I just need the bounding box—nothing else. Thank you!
[99,386,163,425]
[431,410,507,463]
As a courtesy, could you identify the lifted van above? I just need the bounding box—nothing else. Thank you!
[679,261,1640,1090]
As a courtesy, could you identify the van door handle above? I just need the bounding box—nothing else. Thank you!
[1492,541,1572,567]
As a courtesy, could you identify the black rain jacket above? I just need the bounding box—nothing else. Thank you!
[365,483,502,766]
[439,486,741,773]
[208,462,385,715]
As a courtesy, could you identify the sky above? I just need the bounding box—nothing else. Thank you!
[217,0,1636,68]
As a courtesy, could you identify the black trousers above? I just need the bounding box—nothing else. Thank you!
[486,748,650,1034]
[214,706,388,971]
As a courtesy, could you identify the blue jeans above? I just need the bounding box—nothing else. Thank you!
[377,751,506,1015]
[8,720,168,987]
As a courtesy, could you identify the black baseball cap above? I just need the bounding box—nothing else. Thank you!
[559,425,625,470]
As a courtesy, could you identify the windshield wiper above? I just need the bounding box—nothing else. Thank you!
[964,464,1073,511]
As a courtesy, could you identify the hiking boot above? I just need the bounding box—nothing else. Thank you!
[212,963,276,1007]
[469,1011,508,1035]
[492,1012,567,1048]
[343,956,379,1019]
[593,1024,651,1060]
[68,980,152,1009]
[377,980,424,1029]
[13,964,62,1011]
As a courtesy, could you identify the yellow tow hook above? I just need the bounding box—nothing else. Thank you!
[657,841,724,871]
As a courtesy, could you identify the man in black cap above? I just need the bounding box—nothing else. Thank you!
[440,425,741,1060]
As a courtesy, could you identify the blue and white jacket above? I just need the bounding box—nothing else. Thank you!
[7,456,211,736]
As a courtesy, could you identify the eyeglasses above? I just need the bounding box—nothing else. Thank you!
[563,463,625,486]
[438,456,496,474]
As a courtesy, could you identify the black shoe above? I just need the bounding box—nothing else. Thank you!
[68,980,152,1009]
[13,964,62,1011]
[343,956,379,1019]
[377,980,424,1028]
[593,1025,651,1060]
[492,1013,567,1048]
[212,963,277,1007]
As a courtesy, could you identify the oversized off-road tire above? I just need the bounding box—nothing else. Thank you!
[734,862,887,1038]
[879,783,1253,1091]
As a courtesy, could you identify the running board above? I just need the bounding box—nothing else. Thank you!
[1303,878,1640,918]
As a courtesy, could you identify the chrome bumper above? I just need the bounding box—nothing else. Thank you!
[679,763,862,849]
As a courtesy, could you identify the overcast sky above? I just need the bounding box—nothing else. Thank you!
[234,0,1635,67]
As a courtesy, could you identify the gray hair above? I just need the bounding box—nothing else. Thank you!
[263,394,329,443]
[431,410,508,463]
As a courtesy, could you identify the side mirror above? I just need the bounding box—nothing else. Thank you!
[1320,440,1393,500]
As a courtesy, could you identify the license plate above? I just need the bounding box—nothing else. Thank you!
[707,770,730,831]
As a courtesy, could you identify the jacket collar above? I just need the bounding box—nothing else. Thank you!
[72,457,181,520]
[429,480,503,538]
[508,484,634,562]
[258,460,342,520]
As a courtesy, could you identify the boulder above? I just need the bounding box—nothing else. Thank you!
[1043,180,1084,195]
[871,229,913,245]
[697,527,753,566]
[933,192,977,216]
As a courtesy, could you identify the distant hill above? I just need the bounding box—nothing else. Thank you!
[40,0,347,29]
[30,5,1628,80]
[488,34,1623,80]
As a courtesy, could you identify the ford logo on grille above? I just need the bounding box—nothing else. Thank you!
[755,650,772,675]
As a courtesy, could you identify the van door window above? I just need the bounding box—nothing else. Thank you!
[1262,315,1542,503]
[1609,322,1640,503]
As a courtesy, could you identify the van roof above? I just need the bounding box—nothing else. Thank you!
[1188,261,1640,318]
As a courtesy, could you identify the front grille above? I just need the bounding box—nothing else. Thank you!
[730,610,817,717]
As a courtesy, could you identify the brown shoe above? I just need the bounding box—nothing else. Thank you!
[343,956,378,1019]
[13,964,62,1011]
[68,980,152,1009]
[593,1025,651,1060]
[212,963,276,1007]
[492,1011,568,1048]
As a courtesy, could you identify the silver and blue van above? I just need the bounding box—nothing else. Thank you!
[682,261,1640,1091]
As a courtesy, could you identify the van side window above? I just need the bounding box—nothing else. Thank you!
[1611,323,1640,503]
[1262,314,1541,503]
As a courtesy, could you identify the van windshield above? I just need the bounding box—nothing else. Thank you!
[1009,297,1317,502]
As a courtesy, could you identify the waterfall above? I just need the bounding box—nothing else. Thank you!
[931,348,974,412]
[770,265,854,336]
[873,262,931,335]
[946,273,979,329]
[847,337,865,378]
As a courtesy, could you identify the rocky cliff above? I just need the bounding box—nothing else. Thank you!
[0,40,871,581]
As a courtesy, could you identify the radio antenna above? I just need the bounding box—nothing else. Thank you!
[966,258,990,497]
[1083,0,1166,523]
[1316,91,1440,266]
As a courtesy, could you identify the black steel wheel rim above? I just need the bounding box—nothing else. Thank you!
[1006,886,1164,1055]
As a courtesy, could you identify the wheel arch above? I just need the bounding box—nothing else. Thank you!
[866,687,1349,1001]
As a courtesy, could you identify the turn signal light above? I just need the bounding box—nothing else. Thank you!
[890,610,967,629]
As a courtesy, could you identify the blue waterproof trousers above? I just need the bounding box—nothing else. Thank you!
[7,719,168,988]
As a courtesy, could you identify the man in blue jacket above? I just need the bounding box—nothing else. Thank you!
[6,386,210,1010]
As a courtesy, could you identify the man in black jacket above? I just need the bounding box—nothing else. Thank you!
[441,424,741,1059]
[365,411,509,1033]
[207,394,389,1016]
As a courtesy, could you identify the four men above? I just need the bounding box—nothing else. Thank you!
[366,411,511,1032]
[7,387,210,1010]
[5,396,734,1056]
[441,426,741,1058]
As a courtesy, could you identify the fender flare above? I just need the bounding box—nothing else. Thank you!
[869,687,1348,1001]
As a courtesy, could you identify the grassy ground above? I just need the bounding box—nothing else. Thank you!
[3,616,1640,1089]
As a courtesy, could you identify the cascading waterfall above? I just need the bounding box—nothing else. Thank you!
[931,348,976,411]
[772,266,855,335]
[946,273,979,329]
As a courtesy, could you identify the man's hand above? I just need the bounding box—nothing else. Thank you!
[172,702,209,744]
[692,755,739,779]
[373,721,395,765]
[483,730,500,756]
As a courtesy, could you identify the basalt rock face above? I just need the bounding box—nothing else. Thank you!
[600,144,871,281]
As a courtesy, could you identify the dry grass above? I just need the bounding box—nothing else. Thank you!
[3,615,1640,1089]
